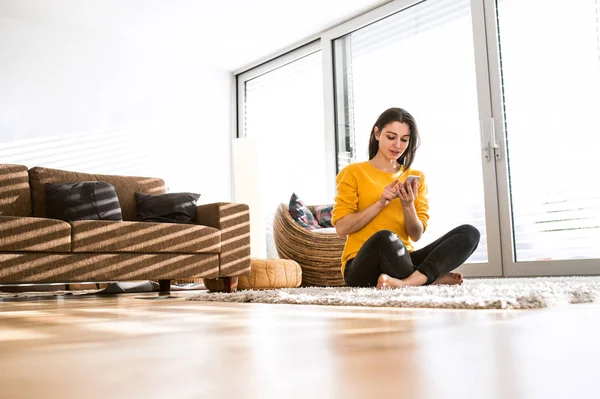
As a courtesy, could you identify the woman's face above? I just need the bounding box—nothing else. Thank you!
[375,121,411,162]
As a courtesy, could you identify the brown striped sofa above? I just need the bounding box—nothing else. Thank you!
[0,164,250,293]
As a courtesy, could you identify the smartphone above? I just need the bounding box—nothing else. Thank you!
[404,175,421,188]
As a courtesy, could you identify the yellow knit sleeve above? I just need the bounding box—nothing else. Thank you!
[414,172,430,232]
[332,166,358,226]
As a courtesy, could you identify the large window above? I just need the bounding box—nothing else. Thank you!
[333,0,489,263]
[238,47,326,257]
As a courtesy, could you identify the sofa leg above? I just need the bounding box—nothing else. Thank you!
[158,279,171,295]
[223,277,238,293]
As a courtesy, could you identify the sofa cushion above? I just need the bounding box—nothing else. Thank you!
[46,181,123,222]
[0,164,32,217]
[288,193,319,230]
[29,167,166,221]
[310,227,337,234]
[70,220,221,254]
[135,192,200,224]
[0,216,71,252]
[313,204,334,228]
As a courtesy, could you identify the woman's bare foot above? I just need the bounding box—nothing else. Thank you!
[432,272,463,286]
[377,273,406,289]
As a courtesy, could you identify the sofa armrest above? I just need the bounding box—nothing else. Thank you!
[196,203,250,277]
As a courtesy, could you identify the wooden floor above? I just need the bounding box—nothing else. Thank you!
[1,292,600,399]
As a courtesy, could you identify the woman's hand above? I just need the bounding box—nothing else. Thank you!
[379,180,400,207]
[397,179,418,206]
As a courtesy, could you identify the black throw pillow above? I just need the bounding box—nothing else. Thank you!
[135,192,201,224]
[46,181,123,222]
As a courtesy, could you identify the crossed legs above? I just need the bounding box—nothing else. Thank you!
[343,226,480,288]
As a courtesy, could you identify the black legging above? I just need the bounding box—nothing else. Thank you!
[343,225,481,287]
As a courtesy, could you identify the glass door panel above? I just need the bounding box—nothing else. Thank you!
[497,0,600,268]
[492,0,600,274]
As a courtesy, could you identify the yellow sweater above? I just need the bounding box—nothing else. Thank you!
[331,162,430,275]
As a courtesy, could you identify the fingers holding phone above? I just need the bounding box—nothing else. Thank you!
[397,175,420,204]
[405,175,420,191]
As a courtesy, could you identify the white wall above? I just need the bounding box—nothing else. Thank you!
[0,14,232,204]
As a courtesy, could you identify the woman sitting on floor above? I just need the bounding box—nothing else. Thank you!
[332,107,480,289]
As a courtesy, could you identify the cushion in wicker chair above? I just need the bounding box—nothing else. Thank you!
[204,258,301,291]
[273,203,346,287]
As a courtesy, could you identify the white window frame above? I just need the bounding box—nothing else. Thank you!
[483,0,600,277]
[235,40,321,138]
[234,40,337,200]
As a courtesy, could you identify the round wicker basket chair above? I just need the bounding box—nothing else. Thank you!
[273,203,346,287]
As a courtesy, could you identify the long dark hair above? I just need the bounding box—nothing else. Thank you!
[368,107,420,171]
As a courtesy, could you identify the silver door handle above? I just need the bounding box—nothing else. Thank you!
[490,117,501,161]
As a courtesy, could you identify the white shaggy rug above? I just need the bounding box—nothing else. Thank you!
[189,276,600,310]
